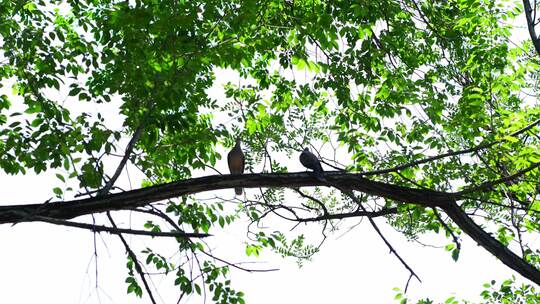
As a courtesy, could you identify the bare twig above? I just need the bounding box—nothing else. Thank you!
[340,188,422,285]
[98,114,148,196]
[432,208,461,253]
[456,162,540,196]
[295,189,330,215]
[107,212,158,304]
[199,250,279,273]
[33,215,210,238]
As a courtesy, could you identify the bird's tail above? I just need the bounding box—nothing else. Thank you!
[235,187,243,195]
[315,171,328,183]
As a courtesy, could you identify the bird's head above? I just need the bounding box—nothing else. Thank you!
[235,138,242,146]
[303,147,310,152]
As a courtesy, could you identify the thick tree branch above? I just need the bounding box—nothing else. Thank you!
[524,0,540,56]
[1,172,539,284]
[0,172,449,224]
[443,201,540,285]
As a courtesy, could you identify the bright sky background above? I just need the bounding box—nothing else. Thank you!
[0,3,536,304]
[0,149,529,304]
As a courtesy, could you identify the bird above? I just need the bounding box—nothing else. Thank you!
[299,147,324,174]
[227,138,245,195]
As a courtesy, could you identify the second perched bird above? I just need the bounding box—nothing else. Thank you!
[227,138,245,195]
[299,147,323,174]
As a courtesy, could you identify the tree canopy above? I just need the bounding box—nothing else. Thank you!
[2,0,540,302]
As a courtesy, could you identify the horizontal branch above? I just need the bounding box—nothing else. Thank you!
[33,216,210,238]
[0,172,450,224]
[456,162,540,196]
[297,207,397,222]
[363,118,540,176]
[1,172,539,285]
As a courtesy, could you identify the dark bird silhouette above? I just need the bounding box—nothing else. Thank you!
[299,147,324,174]
[227,138,245,195]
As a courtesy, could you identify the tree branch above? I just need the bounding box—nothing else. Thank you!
[98,115,147,196]
[107,212,157,304]
[32,215,210,238]
[341,188,422,287]
[0,172,449,224]
[443,201,540,285]
[295,207,397,222]
[295,189,330,215]
[456,162,540,196]
[523,0,540,56]
[363,118,540,177]
[1,172,539,285]
[432,208,461,254]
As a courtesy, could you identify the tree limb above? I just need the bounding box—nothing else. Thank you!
[32,215,210,238]
[1,172,539,284]
[98,115,147,196]
[523,0,540,56]
[443,201,540,285]
[0,172,449,224]
[363,118,540,177]
[295,207,397,222]
[456,162,540,196]
[340,188,422,288]
[107,212,157,304]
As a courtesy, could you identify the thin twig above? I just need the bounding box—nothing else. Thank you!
[432,208,461,253]
[295,189,330,215]
[456,162,540,196]
[33,215,209,238]
[98,113,148,196]
[107,212,158,304]
[341,188,421,284]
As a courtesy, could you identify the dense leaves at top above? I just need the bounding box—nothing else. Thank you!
[2,0,540,302]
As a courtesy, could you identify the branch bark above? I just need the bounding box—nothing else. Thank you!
[0,172,448,223]
[444,201,540,284]
[98,114,148,196]
[524,0,540,56]
[1,172,539,285]
[33,215,210,238]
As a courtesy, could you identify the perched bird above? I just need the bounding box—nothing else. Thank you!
[299,147,323,174]
[227,138,245,195]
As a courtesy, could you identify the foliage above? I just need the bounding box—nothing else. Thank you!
[1,0,540,302]
[394,276,540,303]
